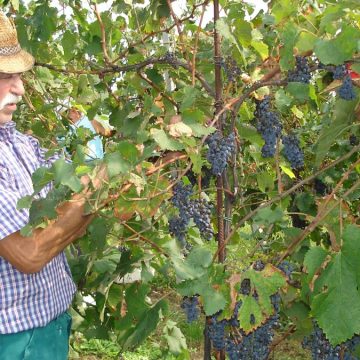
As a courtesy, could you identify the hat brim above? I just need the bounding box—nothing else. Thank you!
[0,49,34,74]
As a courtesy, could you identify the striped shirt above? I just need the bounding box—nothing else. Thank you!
[0,121,76,334]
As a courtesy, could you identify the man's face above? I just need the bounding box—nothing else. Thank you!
[68,108,82,124]
[0,73,25,126]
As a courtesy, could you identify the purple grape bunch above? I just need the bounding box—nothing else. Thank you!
[288,56,312,83]
[168,181,213,246]
[206,131,236,176]
[339,75,357,101]
[282,134,304,169]
[181,296,200,323]
[254,97,283,158]
[302,323,360,360]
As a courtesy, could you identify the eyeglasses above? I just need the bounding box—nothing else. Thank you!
[0,73,23,80]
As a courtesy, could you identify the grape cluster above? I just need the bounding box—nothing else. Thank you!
[339,75,357,100]
[220,56,242,82]
[350,134,359,146]
[303,323,360,360]
[190,198,213,240]
[253,260,265,271]
[208,315,226,350]
[181,296,199,323]
[186,166,213,190]
[333,64,347,80]
[277,260,295,279]
[168,216,188,247]
[288,56,312,83]
[282,134,304,169]
[206,131,236,176]
[168,181,213,245]
[161,51,178,66]
[314,178,331,196]
[254,97,283,158]
[206,271,281,359]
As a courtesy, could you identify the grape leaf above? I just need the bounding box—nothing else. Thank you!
[122,299,168,350]
[315,99,357,167]
[235,265,286,333]
[150,129,184,151]
[310,225,360,345]
[314,26,360,65]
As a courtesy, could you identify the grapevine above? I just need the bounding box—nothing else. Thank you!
[8,2,360,359]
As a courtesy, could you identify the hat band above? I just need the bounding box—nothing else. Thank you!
[0,44,21,56]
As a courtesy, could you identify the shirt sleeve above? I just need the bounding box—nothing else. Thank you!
[0,176,29,240]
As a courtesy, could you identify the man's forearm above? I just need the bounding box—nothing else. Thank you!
[0,195,92,273]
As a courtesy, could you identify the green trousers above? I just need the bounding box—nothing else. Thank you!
[0,311,72,360]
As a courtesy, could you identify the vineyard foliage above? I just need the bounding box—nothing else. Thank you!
[3,0,360,356]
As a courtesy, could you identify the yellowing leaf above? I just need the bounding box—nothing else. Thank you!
[167,122,193,138]
[280,165,296,179]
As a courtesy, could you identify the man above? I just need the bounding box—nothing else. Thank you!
[66,106,104,161]
[0,12,101,359]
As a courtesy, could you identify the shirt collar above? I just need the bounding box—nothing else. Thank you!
[0,121,16,142]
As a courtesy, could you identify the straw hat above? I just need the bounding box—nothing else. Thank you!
[0,12,34,73]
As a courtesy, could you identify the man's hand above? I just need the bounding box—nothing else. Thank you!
[0,164,108,273]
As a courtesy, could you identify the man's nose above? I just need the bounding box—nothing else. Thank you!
[11,75,25,96]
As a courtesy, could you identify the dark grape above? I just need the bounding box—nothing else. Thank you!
[181,296,199,323]
[288,56,312,83]
[350,135,359,146]
[161,51,178,66]
[220,56,242,82]
[168,215,189,246]
[277,261,295,279]
[240,278,251,295]
[206,131,236,176]
[169,181,213,242]
[253,260,265,271]
[314,178,330,196]
[186,166,214,189]
[254,97,282,158]
[208,316,226,350]
[303,323,360,360]
[339,75,356,100]
[291,212,308,229]
[282,134,304,169]
[189,198,213,240]
[333,64,347,80]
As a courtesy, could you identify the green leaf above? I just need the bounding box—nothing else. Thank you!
[52,159,82,192]
[122,299,168,350]
[150,129,184,151]
[286,83,309,103]
[279,24,299,71]
[257,172,275,193]
[104,152,131,177]
[238,266,286,333]
[315,99,357,167]
[17,195,33,210]
[314,26,360,65]
[304,247,328,281]
[163,320,188,355]
[271,0,297,24]
[62,30,77,61]
[296,32,317,53]
[310,225,360,345]
[202,287,227,315]
[216,19,245,65]
[254,207,284,226]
